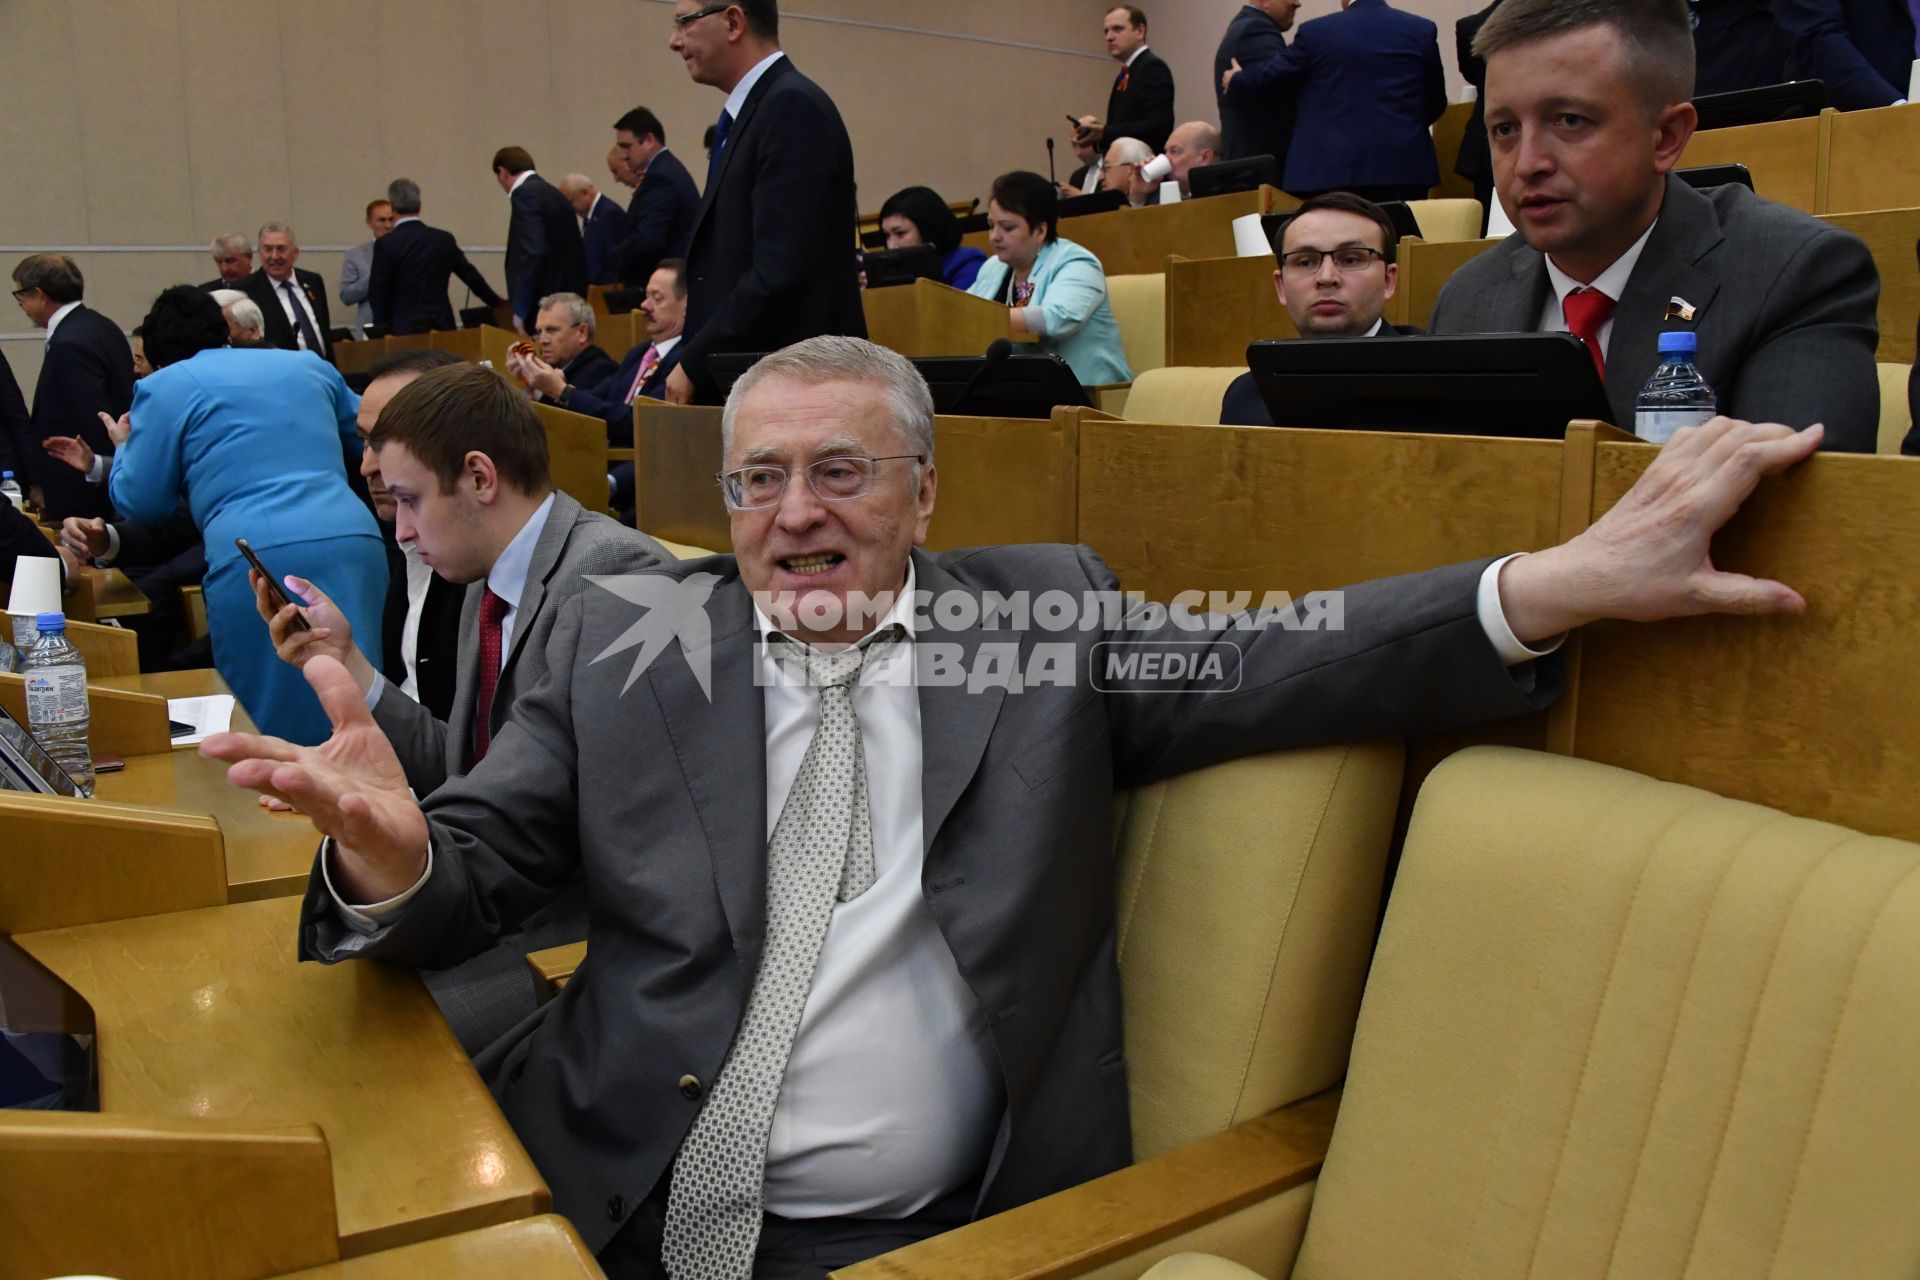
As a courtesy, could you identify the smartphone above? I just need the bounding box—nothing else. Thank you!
[235,538,312,632]
[1066,113,1085,133]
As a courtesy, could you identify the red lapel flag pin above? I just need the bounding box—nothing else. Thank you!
[1665,295,1696,322]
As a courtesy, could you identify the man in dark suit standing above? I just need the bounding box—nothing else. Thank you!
[493,147,589,336]
[8,254,132,521]
[1215,0,1302,168]
[200,232,254,293]
[213,331,1822,1277]
[1221,193,1423,425]
[610,106,701,289]
[664,0,865,404]
[239,224,334,361]
[1224,0,1448,201]
[560,174,628,287]
[1076,6,1176,156]
[370,179,505,337]
[1430,0,1880,449]
[0,348,31,484]
[1454,0,1502,231]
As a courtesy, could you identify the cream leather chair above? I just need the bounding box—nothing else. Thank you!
[1107,273,1168,377]
[1877,361,1912,454]
[1403,198,1484,243]
[865,746,1920,1279]
[1119,367,1246,425]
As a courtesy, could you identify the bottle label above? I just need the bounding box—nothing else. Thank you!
[1635,408,1715,445]
[25,664,89,725]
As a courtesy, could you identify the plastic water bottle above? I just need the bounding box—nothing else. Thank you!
[1634,331,1716,445]
[0,470,22,511]
[23,612,94,795]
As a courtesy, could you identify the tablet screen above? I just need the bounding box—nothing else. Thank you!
[0,702,86,798]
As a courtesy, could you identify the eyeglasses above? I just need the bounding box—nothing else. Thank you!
[719,454,924,510]
[9,288,32,301]
[672,3,733,28]
[1278,247,1388,275]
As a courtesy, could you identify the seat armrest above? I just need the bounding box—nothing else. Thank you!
[831,1088,1340,1280]
[526,941,587,994]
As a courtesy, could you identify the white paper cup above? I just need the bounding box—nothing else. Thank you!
[1159,180,1182,204]
[1232,212,1273,257]
[7,556,62,618]
[1141,153,1173,183]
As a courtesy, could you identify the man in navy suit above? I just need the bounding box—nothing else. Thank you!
[370,179,505,336]
[1214,0,1302,168]
[1221,193,1423,426]
[8,254,132,522]
[1778,0,1916,108]
[561,174,629,287]
[493,147,589,336]
[664,0,865,404]
[1223,0,1449,201]
[509,260,687,450]
[610,106,701,290]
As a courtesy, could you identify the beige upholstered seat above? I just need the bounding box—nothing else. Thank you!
[1877,361,1911,454]
[652,538,720,560]
[1139,746,1920,1280]
[1119,367,1246,425]
[1402,198,1484,243]
[1107,273,1168,377]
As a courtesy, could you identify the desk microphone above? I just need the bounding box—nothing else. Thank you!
[1046,137,1056,186]
[951,338,1015,415]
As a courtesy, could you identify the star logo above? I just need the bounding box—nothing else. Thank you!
[586,572,722,699]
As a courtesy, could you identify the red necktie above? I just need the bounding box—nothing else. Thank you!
[472,588,508,762]
[1562,287,1616,379]
[626,344,661,404]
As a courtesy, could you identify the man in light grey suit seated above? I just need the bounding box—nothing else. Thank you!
[249,361,668,1052]
[208,334,1825,1278]
[1429,0,1880,451]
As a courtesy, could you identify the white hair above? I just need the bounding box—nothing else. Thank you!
[721,336,936,479]
[1105,136,1153,166]
[558,173,595,197]
[210,231,251,255]
[537,291,595,338]
[211,289,264,338]
[256,221,297,246]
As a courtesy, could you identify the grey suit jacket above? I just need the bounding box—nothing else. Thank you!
[1429,175,1880,451]
[302,544,1556,1252]
[371,491,669,796]
[339,240,374,334]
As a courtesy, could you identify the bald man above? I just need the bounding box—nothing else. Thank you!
[560,173,627,287]
[1131,120,1220,204]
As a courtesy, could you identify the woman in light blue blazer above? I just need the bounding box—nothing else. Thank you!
[110,286,386,745]
[966,170,1132,386]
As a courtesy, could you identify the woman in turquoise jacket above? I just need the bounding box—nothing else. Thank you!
[109,286,386,745]
[967,170,1132,386]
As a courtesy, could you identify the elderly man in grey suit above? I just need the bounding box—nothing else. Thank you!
[209,332,1823,1278]
[249,362,668,1052]
[1429,0,1880,452]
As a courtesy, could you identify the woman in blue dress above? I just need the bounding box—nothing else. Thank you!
[109,286,386,745]
[877,186,989,290]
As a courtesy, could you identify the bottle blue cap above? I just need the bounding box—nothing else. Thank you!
[1657,330,1698,355]
[34,611,65,633]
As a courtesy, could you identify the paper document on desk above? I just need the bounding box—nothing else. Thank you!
[168,694,235,745]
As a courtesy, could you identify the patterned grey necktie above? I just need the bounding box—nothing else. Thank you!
[662,630,897,1279]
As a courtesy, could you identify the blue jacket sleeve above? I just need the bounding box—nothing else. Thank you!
[1032,250,1109,342]
[1769,0,1905,108]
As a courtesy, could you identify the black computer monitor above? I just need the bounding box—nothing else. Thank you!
[602,288,647,315]
[957,210,990,236]
[1058,188,1128,219]
[706,351,1091,420]
[860,228,889,251]
[1188,155,1280,200]
[864,245,944,289]
[1676,163,1755,192]
[1691,80,1826,131]
[459,305,498,328]
[1246,333,1614,439]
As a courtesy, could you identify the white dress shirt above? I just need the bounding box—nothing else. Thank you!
[509,169,536,197]
[724,51,787,122]
[42,301,80,343]
[1536,219,1658,360]
[360,492,556,711]
[397,540,435,701]
[268,272,325,351]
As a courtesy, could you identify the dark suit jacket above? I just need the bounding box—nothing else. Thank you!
[1692,0,1789,96]
[0,347,31,481]
[1453,0,1499,208]
[27,305,134,521]
[1229,0,1447,194]
[506,175,589,330]
[558,345,618,397]
[563,340,684,446]
[241,268,333,360]
[680,58,865,402]
[1214,6,1297,169]
[1,498,57,586]
[370,219,503,336]
[614,149,700,288]
[1430,175,1881,450]
[581,193,628,286]
[111,506,201,570]
[1219,324,1424,425]
[380,530,463,726]
[300,543,1555,1253]
[1104,48,1176,154]
[1778,0,1915,109]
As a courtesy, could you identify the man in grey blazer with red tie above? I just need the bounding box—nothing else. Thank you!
[213,324,1825,1277]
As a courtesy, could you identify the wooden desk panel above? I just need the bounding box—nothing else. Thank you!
[1679,113,1826,213]
[973,188,1287,277]
[16,896,550,1258]
[1165,255,1293,368]
[632,402,727,549]
[863,279,1016,358]
[1818,206,1920,364]
[1823,103,1920,214]
[274,1214,600,1278]
[1399,236,1499,330]
[531,401,617,517]
[1570,445,1920,840]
